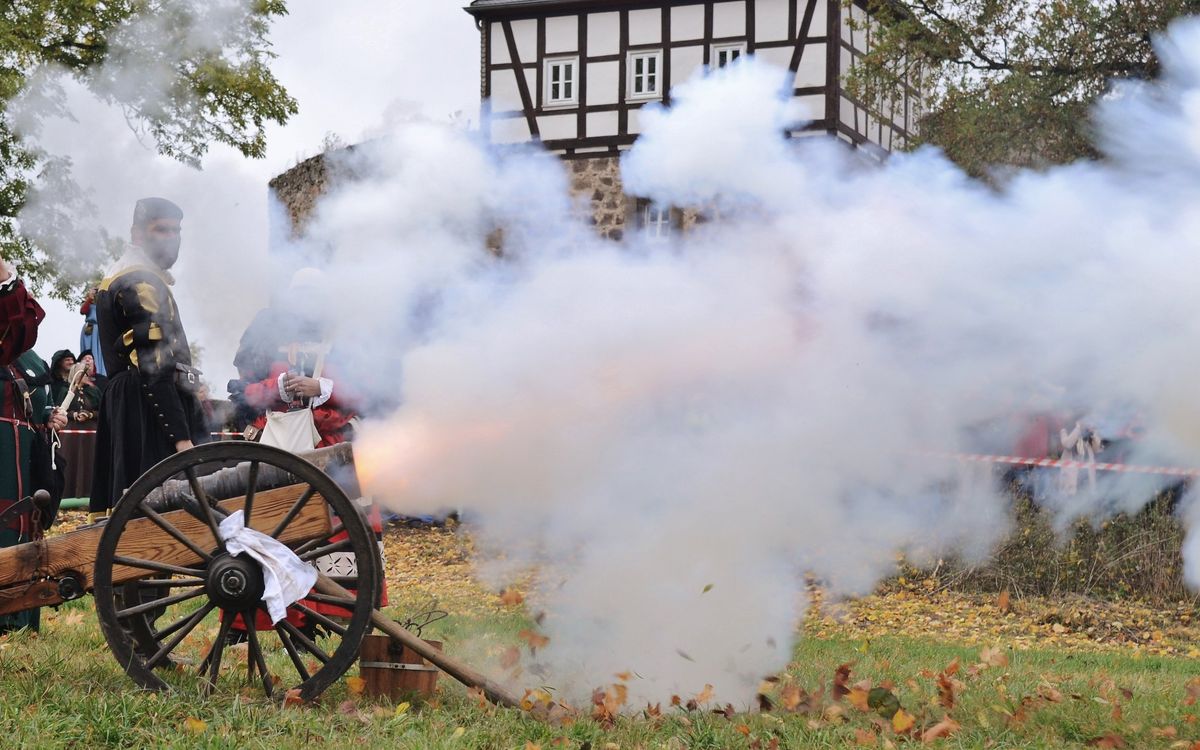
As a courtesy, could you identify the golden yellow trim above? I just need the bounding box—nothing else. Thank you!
[134,281,160,314]
[129,350,139,368]
[121,323,162,347]
[98,263,172,292]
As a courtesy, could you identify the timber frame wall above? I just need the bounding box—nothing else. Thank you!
[467,0,920,157]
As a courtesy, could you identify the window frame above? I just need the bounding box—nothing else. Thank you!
[636,198,674,240]
[544,55,579,108]
[711,42,747,69]
[626,50,663,101]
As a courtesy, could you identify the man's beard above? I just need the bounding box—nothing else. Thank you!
[144,237,181,270]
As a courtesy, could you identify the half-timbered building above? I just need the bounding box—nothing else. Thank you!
[465,0,920,240]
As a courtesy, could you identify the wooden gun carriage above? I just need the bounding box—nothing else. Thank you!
[0,442,383,701]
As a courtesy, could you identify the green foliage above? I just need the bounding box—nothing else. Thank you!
[0,0,296,298]
[853,0,1200,175]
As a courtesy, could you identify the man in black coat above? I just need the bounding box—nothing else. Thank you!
[89,198,207,521]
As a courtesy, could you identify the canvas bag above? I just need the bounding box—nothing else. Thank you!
[258,344,327,453]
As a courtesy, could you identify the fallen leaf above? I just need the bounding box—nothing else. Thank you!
[1151,727,1178,739]
[525,743,541,750]
[183,716,207,734]
[833,663,853,700]
[394,701,411,716]
[1087,734,1125,749]
[499,588,524,606]
[868,687,901,720]
[855,728,879,746]
[781,684,805,712]
[892,708,915,733]
[283,688,304,707]
[615,671,632,682]
[346,676,366,696]
[997,590,1011,613]
[937,672,958,710]
[735,723,751,736]
[702,583,714,594]
[452,727,465,738]
[517,629,550,652]
[921,717,960,743]
[848,688,871,712]
[980,646,1009,668]
[694,684,715,704]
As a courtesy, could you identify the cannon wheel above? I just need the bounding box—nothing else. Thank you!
[92,442,381,701]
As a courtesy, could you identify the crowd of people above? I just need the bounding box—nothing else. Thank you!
[0,196,379,635]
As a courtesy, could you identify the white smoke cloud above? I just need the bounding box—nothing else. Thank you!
[337,17,1200,707]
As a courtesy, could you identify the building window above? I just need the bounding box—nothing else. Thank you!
[711,42,746,68]
[636,198,673,239]
[627,51,662,100]
[545,57,578,106]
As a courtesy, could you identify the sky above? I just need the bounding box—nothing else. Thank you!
[33,0,481,389]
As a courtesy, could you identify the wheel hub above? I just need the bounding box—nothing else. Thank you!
[206,554,266,612]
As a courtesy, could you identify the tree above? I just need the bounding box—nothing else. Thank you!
[852,0,1200,176]
[0,0,297,298]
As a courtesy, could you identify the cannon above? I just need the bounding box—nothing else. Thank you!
[0,441,381,701]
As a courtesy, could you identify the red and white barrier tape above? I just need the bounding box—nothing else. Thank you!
[931,451,1200,478]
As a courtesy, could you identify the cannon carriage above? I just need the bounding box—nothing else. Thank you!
[0,441,383,701]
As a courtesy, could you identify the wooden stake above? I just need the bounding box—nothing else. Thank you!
[314,574,522,710]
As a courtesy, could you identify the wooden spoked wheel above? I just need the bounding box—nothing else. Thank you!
[93,442,381,701]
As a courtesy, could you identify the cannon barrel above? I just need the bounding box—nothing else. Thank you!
[141,442,359,511]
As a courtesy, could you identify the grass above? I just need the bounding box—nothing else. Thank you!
[1,591,1198,750]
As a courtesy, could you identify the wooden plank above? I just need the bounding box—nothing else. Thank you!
[0,484,332,615]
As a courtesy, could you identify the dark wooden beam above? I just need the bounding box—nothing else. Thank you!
[501,20,541,139]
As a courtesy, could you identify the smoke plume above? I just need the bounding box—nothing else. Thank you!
[340,18,1200,705]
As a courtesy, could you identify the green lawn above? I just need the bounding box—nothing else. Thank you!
[1,596,1197,749]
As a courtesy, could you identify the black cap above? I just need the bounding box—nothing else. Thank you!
[132,197,183,226]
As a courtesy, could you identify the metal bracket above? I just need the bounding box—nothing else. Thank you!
[359,661,439,672]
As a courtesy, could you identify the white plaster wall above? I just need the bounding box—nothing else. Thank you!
[670,46,705,88]
[628,7,661,46]
[588,11,620,56]
[754,46,791,71]
[755,0,789,42]
[793,94,824,122]
[586,110,619,137]
[671,4,705,40]
[840,96,856,129]
[488,69,525,113]
[807,0,826,38]
[586,60,620,105]
[491,117,531,144]
[713,1,746,37]
[512,18,537,62]
[489,22,510,64]
[546,15,578,54]
[538,113,577,140]
[794,42,825,88]
[627,107,643,135]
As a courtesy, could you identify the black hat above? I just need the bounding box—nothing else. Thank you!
[51,349,75,375]
[132,197,183,227]
[78,349,93,360]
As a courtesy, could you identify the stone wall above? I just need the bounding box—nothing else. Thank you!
[268,148,692,246]
[567,156,633,241]
[268,152,329,239]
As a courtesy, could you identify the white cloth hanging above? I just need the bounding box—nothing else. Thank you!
[217,510,317,623]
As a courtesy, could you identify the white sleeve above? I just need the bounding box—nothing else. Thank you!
[277,372,290,402]
[311,377,334,408]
